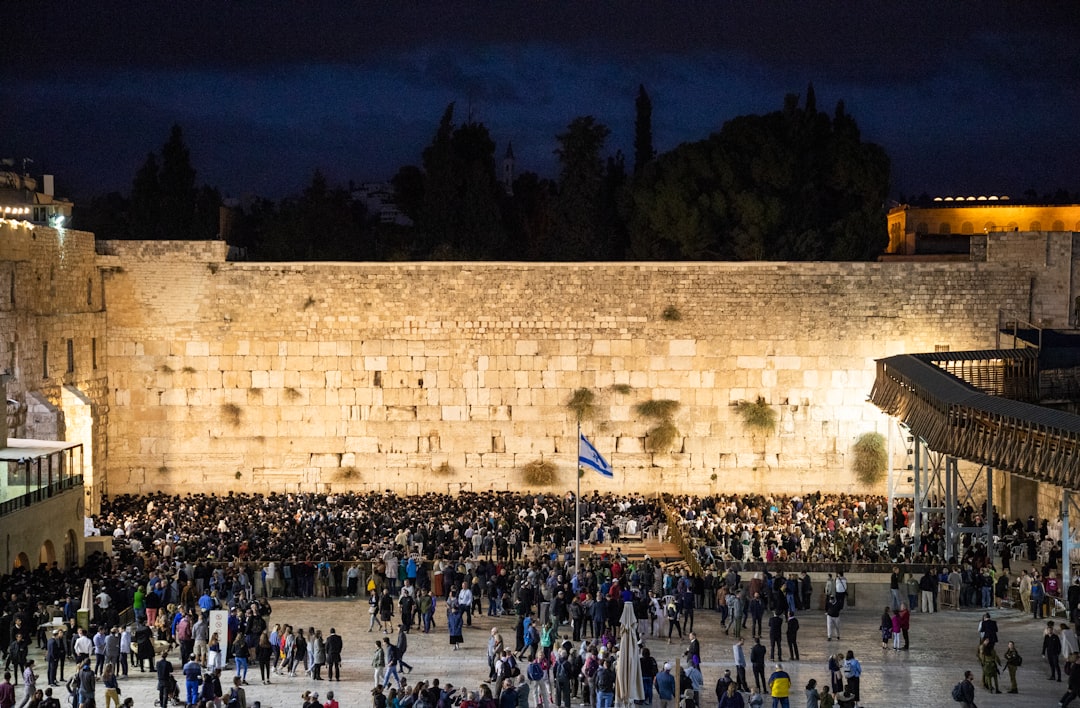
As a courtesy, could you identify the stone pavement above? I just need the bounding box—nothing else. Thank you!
[31,599,1067,708]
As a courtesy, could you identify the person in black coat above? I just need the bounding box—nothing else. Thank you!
[767,612,784,661]
[325,629,342,681]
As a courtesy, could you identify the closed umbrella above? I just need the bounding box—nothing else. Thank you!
[81,578,94,621]
[615,601,644,707]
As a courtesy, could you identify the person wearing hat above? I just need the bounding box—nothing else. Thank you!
[679,688,696,708]
[767,663,791,708]
[45,631,63,687]
[654,662,676,708]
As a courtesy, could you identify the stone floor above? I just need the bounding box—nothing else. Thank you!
[28,598,1068,708]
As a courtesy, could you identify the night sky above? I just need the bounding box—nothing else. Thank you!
[4,2,1079,202]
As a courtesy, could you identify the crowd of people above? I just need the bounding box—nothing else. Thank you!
[1,488,1076,708]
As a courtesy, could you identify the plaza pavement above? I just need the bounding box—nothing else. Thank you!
[33,598,1066,708]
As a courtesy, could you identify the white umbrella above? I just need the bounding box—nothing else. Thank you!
[80,578,94,621]
[615,601,644,707]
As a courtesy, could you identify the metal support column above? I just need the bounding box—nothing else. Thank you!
[986,467,994,564]
[1065,492,1072,590]
[913,438,923,551]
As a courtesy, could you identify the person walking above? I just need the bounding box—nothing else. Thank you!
[841,651,860,705]
[824,596,841,642]
[1062,655,1080,708]
[1044,621,1063,682]
[1002,640,1021,694]
[15,661,35,708]
[954,671,977,708]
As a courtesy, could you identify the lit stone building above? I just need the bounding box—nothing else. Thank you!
[3,175,1080,571]
[886,197,1080,256]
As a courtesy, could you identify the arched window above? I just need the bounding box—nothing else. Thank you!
[961,221,974,234]
[938,222,951,235]
[1006,221,1019,231]
[984,222,996,232]
[1030,221,1041,231]
[1052,220,1065,231]
[916,222,928,234]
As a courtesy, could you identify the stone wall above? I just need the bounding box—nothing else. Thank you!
[0,223,109,503]
[98,240,1053,497]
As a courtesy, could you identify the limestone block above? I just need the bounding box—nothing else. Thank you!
[185,341,209,357]
[325,370,342,389]
[616,436,644,454]
[761,369,778,388]
[504,436,555,454]
[737,355,766,369]
[300,370,322,389]
[669,339,696,356]
[310,453,341,468]
[629,371,648,388]
[442,405,467,421]
[515,340,538,356]
[365,356,388,371]
[345,436,380,453]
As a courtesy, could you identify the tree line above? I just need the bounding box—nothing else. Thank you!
[80,85,896,261]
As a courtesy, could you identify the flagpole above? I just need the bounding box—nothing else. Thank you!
[575,418,581,579]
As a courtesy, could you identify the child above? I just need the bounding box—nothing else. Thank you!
[324,691,339,708]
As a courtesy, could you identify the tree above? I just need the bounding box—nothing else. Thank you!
[129,152,161,238]
[552,116,612,260]
[158,124,198,240]
[634,84,654,178]
[415,103,506,258]
[628,90,889,260]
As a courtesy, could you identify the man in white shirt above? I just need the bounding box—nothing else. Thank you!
[458,583,474,627]
[73,629,93,663]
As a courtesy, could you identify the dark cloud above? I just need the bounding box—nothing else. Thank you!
[2,1,1078,199]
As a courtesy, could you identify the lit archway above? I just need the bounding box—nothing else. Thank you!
[13,551,30,570]
[39,539,56,567]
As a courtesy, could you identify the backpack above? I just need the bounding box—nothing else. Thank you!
[527,661,544,681]
[556,659,570,682]
[951,682,964,702]
[583,655,598,678]
[1013,654,1023,667]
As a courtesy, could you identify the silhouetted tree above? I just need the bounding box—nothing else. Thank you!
[629,90,889,260]
[552,116,612,260]
[634,84,654,178]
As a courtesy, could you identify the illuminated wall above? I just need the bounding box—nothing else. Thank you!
[97,241,1054,497]
[887,202,1080,254]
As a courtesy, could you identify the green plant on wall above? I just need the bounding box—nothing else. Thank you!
[522,459,557,486]
[662,305,682,321]
[635,399,681,453]
[433,461,453,476]
[852,431,888,486]
[566,388,597,423]
[735,396,776,433]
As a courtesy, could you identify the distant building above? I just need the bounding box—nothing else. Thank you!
[0,160,73,227]
[351,182,412,227]
[886,196,1080,257]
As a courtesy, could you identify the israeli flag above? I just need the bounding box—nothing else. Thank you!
[578,433,613,478]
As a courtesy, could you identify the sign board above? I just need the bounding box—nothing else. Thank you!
[209,610,230,667]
